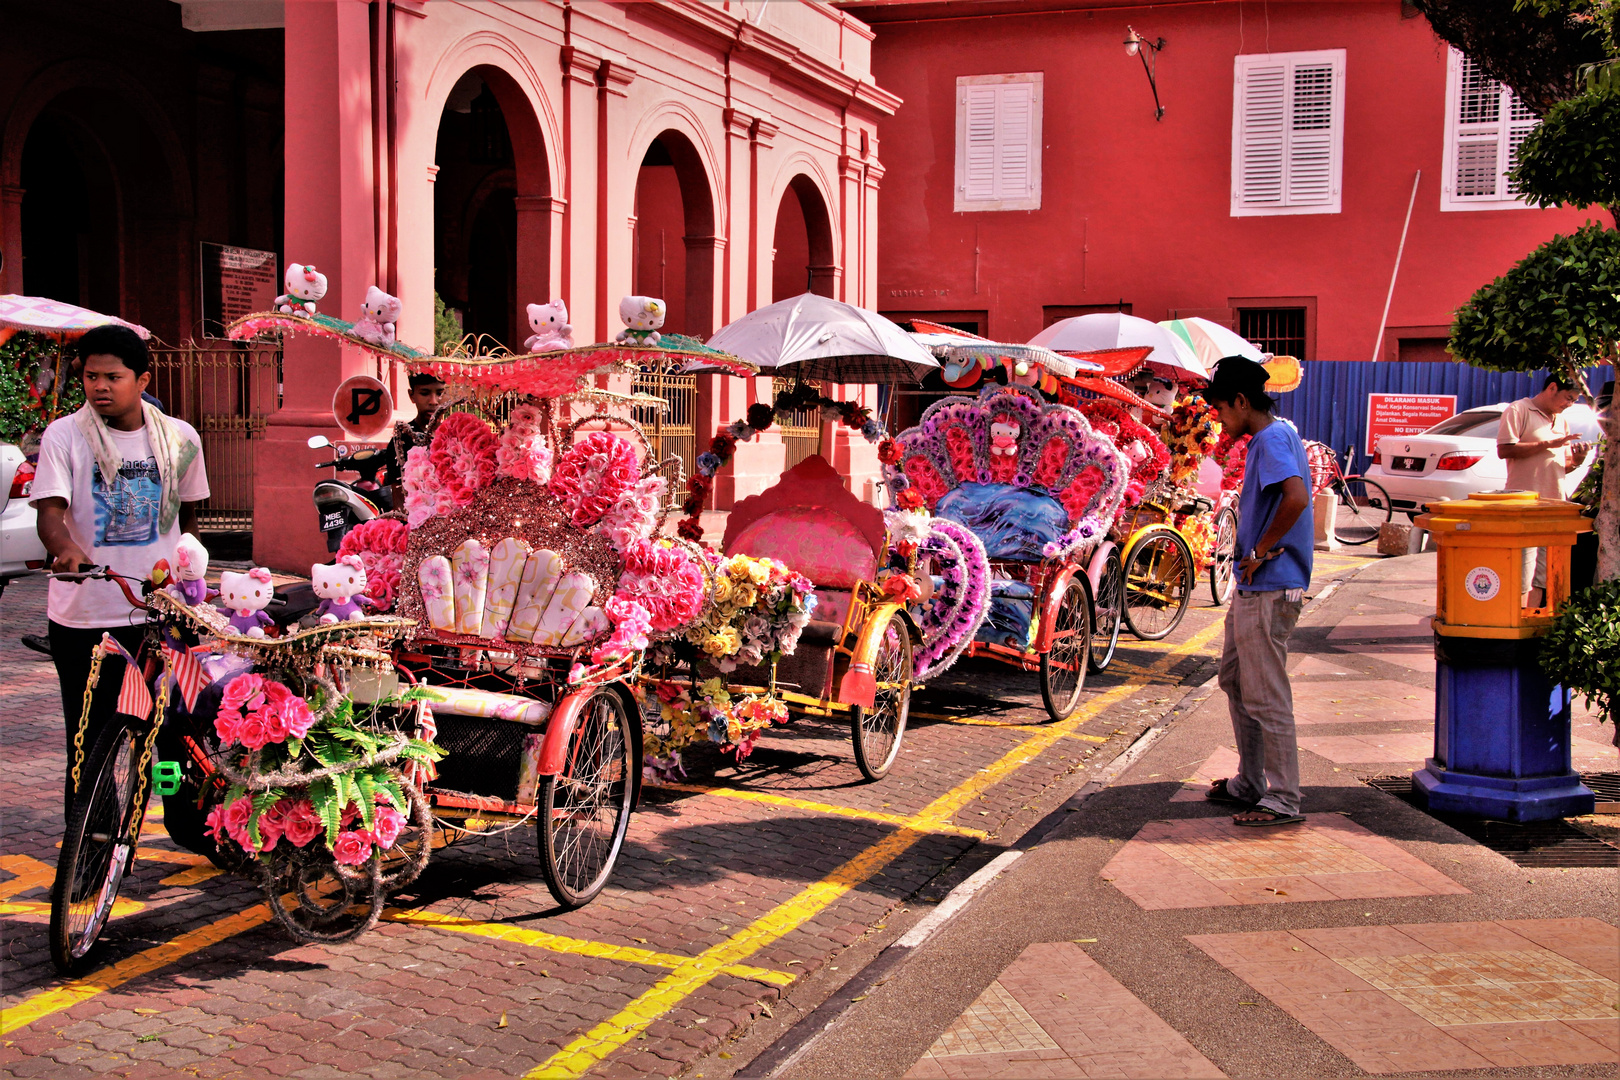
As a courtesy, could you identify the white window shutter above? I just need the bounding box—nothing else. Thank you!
[1443,47,1539,210]
[955,74,1042,211]
[1232,50,1344,216]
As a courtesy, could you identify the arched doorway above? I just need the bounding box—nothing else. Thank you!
[433,67,549,351]
[19,112,120,313]
[632,131,716,338]
[771,174,836,303]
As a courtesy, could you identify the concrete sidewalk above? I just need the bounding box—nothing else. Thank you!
[744,553,1620,1079]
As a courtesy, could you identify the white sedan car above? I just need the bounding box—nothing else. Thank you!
[0,442,48,591]
[1365,402,1604,519]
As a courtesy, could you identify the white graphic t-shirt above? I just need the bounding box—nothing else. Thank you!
[31,415,210,628]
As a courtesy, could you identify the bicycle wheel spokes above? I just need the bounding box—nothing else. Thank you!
[539,688,633,908]
[52,724,140,971]
[1124,532,1194,640]
[1333,477,1392,546]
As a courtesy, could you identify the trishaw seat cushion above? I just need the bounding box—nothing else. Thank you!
[728,507,878,589]
[935,483,1069,563]
[989,578,1035,599]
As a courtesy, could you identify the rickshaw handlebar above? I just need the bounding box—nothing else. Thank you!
[38,565,148,610]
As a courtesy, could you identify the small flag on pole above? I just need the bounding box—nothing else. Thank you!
[162,643,208,712]
[100,633,153,720]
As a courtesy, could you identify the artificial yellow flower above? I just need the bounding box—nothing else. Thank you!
[710,576,734,605]
[701,628,741,657]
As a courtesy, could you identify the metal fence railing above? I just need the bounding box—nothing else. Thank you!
[632,371,697,483]
[147,339,282,533]
[773,377,824,470]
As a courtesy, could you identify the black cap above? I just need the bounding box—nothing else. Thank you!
[1202,355,1273,408]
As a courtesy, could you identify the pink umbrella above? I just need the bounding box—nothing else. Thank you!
[0,294,150,341]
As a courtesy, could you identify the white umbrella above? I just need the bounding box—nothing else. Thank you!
[909,329,1100,379]
[1160,317,1266,368]
[706,293,939,383]
[1029,312,1208,384]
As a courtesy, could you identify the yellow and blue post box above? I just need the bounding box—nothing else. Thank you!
[1413,492,1595,821]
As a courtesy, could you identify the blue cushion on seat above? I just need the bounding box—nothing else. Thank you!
[935,482,1068,562]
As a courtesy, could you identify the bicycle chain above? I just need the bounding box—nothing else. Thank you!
[127,672,170,844]
[69,645,107,797]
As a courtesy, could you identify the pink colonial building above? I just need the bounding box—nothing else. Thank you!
[844,0,1611,388]
[1,0,895,571]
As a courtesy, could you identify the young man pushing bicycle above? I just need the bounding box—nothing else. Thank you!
[1201,357,1313,827]
[31,325,210,816]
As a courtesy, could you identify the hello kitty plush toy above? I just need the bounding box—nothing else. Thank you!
[276,264,328,317]
[989,418,1020,458]
[615,296,665,346]
[312,556,375,624]
[218,568,276,637]
[167,534,215,607]
[352,285,402,346]
[523,300,573,352]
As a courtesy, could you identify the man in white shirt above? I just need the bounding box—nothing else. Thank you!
[1497,375,1590,606]
[31,326,210,815]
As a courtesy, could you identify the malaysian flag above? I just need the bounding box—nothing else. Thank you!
[404,699,438,786]
[100,634,153,720]
[162,644,209,713]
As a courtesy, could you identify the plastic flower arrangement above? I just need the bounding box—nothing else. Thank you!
[1162,395,1221,488]
[642,678,733,781]
[614,538,707,633]
[204,675,442,868]
[1077,399,1169,507]
[688,551,818,669]
[1213,431,1251,493]
[1175,512,1217,571]
[336,518,409,612]
[430,412,500,502]
[495,403,554,484]
[912,518,992,680]
[549,430,640,528]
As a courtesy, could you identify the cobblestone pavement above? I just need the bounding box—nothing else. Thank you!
[0,551,1374,1079]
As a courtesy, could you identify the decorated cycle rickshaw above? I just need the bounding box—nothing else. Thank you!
[888,382,1132,721]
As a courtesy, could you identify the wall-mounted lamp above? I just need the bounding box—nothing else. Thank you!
[1124,26,1167,121]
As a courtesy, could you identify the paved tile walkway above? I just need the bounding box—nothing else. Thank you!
[1190,920,1619,1073]
[905,942,1224,1079]
[1101,816,1469,909]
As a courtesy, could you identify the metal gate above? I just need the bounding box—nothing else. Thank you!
[773,378,824,470]
[632,371,696,482]
[147,339,281,532]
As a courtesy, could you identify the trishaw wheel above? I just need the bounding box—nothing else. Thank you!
[1087,552,1124,675]
[1041,575,1093,721]
[50,720,144,975]
[377,779,434,892]
[852,612,912,782]
[1122,530,1195,641]
[537,686,635,909]
[264,854,385,945]
[1210,508,1238,607]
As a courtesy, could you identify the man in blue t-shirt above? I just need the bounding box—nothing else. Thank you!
[1202,357,1313,826]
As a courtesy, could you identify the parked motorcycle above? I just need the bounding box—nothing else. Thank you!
[307,435,391,553]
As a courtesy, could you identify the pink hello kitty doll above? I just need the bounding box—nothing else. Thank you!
[167,534,216,607]
[218,568,276,637]
[988,416,1020,483]
[312,556,376,624]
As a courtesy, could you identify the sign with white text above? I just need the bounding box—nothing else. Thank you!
[200,243,278,337]
[1365,393,1456,457]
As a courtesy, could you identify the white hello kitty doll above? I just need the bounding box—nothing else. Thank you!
[615,296,665,346]
[312,556,375,624]
[352,285,402,346]
[989,418,1020,458]
[523,300,573,352]
[167,534,215,607]
[218,568,276,637]
[275,264,328,317]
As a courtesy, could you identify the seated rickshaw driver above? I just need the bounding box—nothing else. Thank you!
[377,372,447,510]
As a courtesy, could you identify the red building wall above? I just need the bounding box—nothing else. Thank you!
[858,0,1612,360]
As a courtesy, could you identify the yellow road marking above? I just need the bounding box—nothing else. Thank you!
[0,855,54,900]
[384,910,794,987]
[0,898,146,919]
[158,865,222,888]
[0,904,270,1036]
[657,783,988,839]
[527,619,1228,1077]
[136,847,210,866]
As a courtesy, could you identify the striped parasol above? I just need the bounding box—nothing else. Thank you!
[1160,317,1266,369]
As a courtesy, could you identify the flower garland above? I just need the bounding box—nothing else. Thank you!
[680,386,886,541]
[1175,512,1217,571]
[641,677,791,780]
[1076,398,1170,507]
[1213,431,1251,493]
[1162,395,1221,488]
[337,518,409,612]
[912,518,992,680]
[614,538,708,633]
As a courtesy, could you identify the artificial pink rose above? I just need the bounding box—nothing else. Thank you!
[214,709,242,746]
[370,804,407,849]
[331,829,373,866]
[280,798,324,847]
[204,803,229,843]
[219,673,265,718]
[262,681,315,741]
[234,709,276,751]
[340,800,360,827]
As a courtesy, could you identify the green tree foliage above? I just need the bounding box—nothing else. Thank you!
[1411,0,1609,111]
[1510,89,1620,214]
[0,333,84,444]
[1541,577,1620,725]
[433,292,463,355]
[1449,224,1620,374]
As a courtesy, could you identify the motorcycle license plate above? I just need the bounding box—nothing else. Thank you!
[1391,456,1425,472]
[320,510,347,532]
